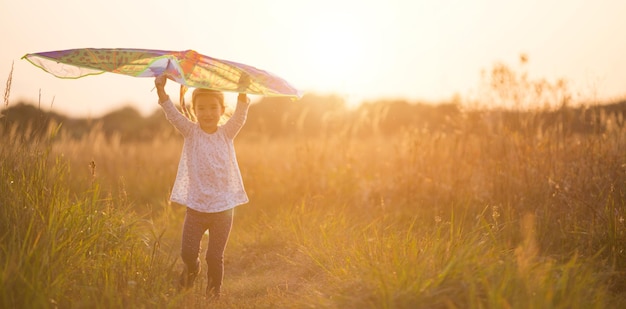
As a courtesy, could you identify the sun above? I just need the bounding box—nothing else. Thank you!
[299,15,369,94]
[309,24,361,80]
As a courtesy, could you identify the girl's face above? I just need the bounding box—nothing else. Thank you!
[194,95,224,133]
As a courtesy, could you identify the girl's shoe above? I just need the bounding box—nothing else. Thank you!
[206,286,221,300]
[179,260,201,289]
[206,277,221,300]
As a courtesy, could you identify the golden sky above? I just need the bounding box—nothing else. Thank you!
[1,0,625,116]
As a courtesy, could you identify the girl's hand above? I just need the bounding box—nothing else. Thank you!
[237,73,250,103]
[155,75,167,90]
[155,75,169,103]
[237,73,251,92]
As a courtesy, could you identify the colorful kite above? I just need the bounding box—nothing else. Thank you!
[22,48,302,99]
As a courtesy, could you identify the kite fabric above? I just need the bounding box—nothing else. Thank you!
[22,48,302,99]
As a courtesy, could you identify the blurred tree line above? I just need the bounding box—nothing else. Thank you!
[4,59,625,141]
[2,93,625,142]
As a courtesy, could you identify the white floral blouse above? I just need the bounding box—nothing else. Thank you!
[159,97,250,213]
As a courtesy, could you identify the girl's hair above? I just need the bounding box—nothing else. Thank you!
[191,88,225,112]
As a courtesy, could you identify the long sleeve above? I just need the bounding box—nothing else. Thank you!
[166,96,250,213]
[222,98,250,139]
[159,98,195,137]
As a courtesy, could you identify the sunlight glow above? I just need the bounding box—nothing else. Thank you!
[1,0,625,116]
[297,13,370,94]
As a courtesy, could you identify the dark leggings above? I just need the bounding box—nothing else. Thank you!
[181,207,233,295]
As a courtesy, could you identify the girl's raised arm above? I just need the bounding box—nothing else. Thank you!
[223,93,250,139]
[155,76,195,136]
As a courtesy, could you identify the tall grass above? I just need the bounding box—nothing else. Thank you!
[0,125,180,308]
[229,129,626,308]
[4,113,624,308]
[0,108,180,308]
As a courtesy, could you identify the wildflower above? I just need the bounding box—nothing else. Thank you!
[492,205,500,221]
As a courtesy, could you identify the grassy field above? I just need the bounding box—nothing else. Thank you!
[2,107,626,308]
[2,63,626,308]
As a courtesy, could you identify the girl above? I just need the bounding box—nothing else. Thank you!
[154,75,250,298]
